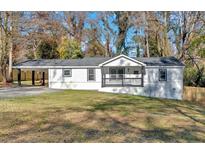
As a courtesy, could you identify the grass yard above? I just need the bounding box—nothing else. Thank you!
[0,90,205,143]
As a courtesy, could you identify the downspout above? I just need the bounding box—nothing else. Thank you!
[101,66,104,88]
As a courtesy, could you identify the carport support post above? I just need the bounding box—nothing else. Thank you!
[42,72,45,86]
[32,70,35,86]
[17,69,21,86]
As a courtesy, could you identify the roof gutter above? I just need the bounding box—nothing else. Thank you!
[12,66,101,69]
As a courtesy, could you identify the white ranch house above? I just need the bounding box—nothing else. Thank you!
[13,54,185,100]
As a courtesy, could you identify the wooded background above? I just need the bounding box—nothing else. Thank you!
[0,11,204,87]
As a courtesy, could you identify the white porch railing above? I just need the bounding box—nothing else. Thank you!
[103,77,143,87]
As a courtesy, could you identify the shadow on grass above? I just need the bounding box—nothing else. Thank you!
[1,108,205,142]
[1,93,205,142]
[133,116,205,142]
[91,95,205,123]
[175,107,205,125]
[156,99,205,126]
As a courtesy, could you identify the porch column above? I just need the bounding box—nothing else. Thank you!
[32,70,35,86]
[17,69,21,86]
[141,66,145,87]
[42,72,45,86]
[122,75,124,86]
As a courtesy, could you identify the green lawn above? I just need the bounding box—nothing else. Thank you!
[0,90,205,143]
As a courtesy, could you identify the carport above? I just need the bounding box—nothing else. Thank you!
[12,65,48,87]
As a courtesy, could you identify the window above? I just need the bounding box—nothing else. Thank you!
[63,69,72,77]
[118,68,124,78]
[109,68,124,79]
[110,68,117,79]
[159,69,167,81]
[134,70,139,74]
[88,68,96,81]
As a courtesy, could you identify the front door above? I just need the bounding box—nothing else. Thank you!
[109,67,125,79]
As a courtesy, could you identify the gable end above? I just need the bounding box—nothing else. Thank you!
[99,54,146,67]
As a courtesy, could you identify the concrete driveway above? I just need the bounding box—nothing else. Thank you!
[0,86,61,98]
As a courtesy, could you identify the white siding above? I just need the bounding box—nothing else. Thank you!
[99,67,184,100]
[49,68,101,90]
[48,66,184,100]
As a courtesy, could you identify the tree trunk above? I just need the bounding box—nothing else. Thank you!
[156,33,161,56]
[2,75,7,85]
[8,47,13,82]
[163,12,171,56]
[145,34,150,57]
[106,34,111,57]
[144,12,150,57]
[8,25,13,82]
[1,66,7,85]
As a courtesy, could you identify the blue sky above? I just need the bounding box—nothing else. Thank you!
[86,12,140,56]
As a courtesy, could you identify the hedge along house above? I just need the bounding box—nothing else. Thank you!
[13,54,185,100]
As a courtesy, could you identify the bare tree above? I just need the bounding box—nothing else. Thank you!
[114,11,133,55]
[100,12,115,57]
[0,12,12,84]
[63,11,87,43]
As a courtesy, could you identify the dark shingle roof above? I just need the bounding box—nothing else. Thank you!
[135,57,184,66]
[14,57,112,67]
[14,56,184,67]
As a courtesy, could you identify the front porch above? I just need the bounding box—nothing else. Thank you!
[101,66,145,87]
